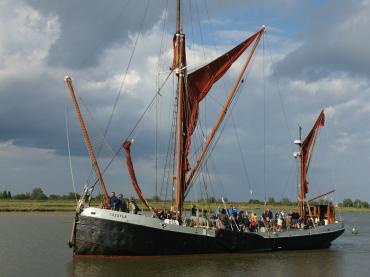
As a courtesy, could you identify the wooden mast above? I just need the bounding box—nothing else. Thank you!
[175,0,187,218]
[298,142,304,216]
[186,26,265,189]
[65,76,110,207]
[298,125,304,216]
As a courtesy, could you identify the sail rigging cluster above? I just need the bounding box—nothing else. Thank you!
[171,18,265,216]
[64,0,266,217]
[300,110,325,198]
[65,1,345,257]
[298,110,325,215]
[183,31,262,182]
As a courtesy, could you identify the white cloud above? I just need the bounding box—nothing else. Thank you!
[0,1,60,73]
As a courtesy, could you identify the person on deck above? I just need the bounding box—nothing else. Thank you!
[231,205,238,218]
[128,197,135,214]
[228,205,233,218]
[251,210,257,222]
[191,205,197,217]
[243,211,250,232]
[110,192,119,210]
[118,193,128,212]
[263,209,270,230]
[258,216,266,232]
[268,208,273,220]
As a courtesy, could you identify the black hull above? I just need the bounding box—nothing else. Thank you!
[73,214,344,256]
[264,228,345,250]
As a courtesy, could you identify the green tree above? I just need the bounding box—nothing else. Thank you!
[48,194,60,200]
[280,198,291,205]
[7,191,11,199]
[249,199,260,204]
[353,199,362,208]
[13,193,31,200]
[151,195,161,201]
[66,192,78,200]
[342,198,353,207]
[267,197,275,204]
[208,197,217,203]
[31,187,48,200]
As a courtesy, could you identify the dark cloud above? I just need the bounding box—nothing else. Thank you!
[27,0,169,69]
[1,0,370,202]
[274,0,370,80]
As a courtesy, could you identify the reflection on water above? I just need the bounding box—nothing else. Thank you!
[70,248,345,277]
[0,212,369,277]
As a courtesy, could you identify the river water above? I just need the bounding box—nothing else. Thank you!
[0,212,368,277]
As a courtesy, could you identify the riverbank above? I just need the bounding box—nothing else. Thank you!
[0,199,369,212]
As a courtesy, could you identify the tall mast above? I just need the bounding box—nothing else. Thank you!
[175,0,187,218]
[298,125,304,216]
[296,110,325,217]
[65,76,110,207]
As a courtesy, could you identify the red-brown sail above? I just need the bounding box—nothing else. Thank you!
[123,140,156,213]
[182,30,261,173]
[300,110,325,198]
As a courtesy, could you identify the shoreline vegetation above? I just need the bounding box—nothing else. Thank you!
[0,187,369,213]
[0,199,369,213]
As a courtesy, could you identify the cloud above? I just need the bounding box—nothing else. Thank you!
[1,0,370,202]
[26,0,169,69]
[274,0,370,80]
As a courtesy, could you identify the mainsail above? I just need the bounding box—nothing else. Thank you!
[122,0,264,216]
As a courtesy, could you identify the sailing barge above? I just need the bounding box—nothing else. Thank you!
[66,0,344,256]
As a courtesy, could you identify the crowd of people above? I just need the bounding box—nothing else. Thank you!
[107,193,318,232]
[109,192,140,214]
[187,205,316,232]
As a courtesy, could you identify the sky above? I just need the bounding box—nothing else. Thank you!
[0,0,370,204]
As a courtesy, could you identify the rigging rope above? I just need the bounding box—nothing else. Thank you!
[85,0,152,187]
[99,0,152,146]
[265,32,294,153]
[64,84,78,203]
[155,0,169,198]
[231,116,253,196]
[263,33,267,203]
[91,70,174,188]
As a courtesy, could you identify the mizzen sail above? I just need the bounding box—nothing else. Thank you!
[300,110,325,198]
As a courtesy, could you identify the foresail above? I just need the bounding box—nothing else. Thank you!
[182,30,261,178]
[187,31,260,103]
[123,140,156,213]
[301,110,325,197]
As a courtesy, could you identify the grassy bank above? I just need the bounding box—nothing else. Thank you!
[0,199,369,213]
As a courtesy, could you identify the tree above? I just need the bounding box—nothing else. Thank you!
[65,192,79,200]
[249,199,260,204]
[7,191,11,199]
[208,197,217,203]
[267,197,275,204]
[31,187,48,200]
[2,190,7,199]
[342,198,353,207]
[151,195,161,201]
[280,198,291,206]
[48,194,60,200]
[13,193,31,200]
[353,199,362,208]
